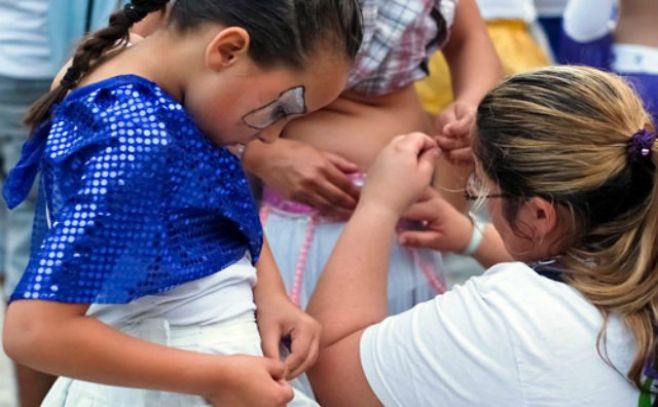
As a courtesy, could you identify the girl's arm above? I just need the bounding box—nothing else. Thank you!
[253,240,322,379]
[306,133,438,406]
[3,300,293,405]
[434,0,502,209]
[442,0,502,110]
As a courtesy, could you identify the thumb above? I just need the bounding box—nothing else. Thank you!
[267,361,295,407]
[403,201,437,221]
[275,380,295,406]
[265,358,287,381]
[418,146,440,177]
[399,230,443,249]
[442,110,473,137]
[260,325,282,362]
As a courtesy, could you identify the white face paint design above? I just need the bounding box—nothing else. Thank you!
[242,86,307,130]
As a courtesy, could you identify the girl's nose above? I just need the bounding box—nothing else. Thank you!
[257,121,287,144]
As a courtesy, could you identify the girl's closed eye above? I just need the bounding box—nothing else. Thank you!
[271,104,290,122]
[242,86,308,130]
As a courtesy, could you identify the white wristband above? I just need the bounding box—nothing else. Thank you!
[462,213,484,256]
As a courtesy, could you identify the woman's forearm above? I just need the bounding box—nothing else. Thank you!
[306,202,398,347]
[3,301,224,397]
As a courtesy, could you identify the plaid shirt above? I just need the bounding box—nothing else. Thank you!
[347,0,458,96]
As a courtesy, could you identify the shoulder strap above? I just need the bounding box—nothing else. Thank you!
[530,259,565,283]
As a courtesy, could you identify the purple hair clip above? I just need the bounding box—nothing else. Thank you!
[628,129,656,162]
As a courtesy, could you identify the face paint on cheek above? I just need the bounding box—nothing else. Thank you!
[241,86,308,130]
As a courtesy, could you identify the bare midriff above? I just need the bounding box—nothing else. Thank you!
[282,84,434,170]
[616,0,658,48]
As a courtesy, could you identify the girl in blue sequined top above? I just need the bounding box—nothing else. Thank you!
[2,1,363,405]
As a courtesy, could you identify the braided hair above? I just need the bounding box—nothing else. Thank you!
[25,0,169,128]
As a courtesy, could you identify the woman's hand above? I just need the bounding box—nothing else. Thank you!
[256,292,322,380]
[435,100,476,165]
[399,188,473,252]
[360,132,439,217]
[205,355,294,407]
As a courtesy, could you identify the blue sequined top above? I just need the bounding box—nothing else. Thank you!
[3,75,263,304]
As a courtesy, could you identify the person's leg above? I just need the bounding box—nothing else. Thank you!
[0,75,55,407]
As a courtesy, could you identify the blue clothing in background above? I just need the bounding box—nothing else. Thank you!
[538,16,563,61]
[561,32,658,126]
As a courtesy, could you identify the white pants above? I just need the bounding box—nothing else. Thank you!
[42,315,318,406]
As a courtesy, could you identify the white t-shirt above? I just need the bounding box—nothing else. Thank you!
[477,0,537,22]
[360,262,639,406]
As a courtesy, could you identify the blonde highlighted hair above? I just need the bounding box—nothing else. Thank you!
[475,66,658,387]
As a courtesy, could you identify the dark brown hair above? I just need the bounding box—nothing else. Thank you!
[25,0,363,129]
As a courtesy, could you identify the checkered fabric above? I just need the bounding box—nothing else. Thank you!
[347,0,458,96]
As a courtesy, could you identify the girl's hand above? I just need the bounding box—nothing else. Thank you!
[435,100,476,165]
[205,355,294,407]
[360,133,439,217]
[244,138,360,218]
[399,188,473,252]
[256,293,322,379]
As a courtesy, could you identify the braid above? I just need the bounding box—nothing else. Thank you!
[25,0,169,129]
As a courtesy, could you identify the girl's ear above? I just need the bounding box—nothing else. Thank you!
[205,27,250,71]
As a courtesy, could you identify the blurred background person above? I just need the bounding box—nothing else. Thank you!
[417,0,550,115]
[561,0,658,126]
[534,0,567,60]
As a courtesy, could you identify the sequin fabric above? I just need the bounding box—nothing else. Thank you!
[3,75,262,304]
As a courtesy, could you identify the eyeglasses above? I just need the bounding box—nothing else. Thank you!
[464,172,508,201]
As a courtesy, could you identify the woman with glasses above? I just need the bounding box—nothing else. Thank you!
[305,66,657,406]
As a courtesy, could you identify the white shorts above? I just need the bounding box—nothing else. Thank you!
[42,315,318,407]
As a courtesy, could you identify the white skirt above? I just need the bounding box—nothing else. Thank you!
[42,315,318,407]
[263,208,446,315]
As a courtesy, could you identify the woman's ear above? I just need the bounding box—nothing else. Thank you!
[523,197,559,241]
[205,27,250,71]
